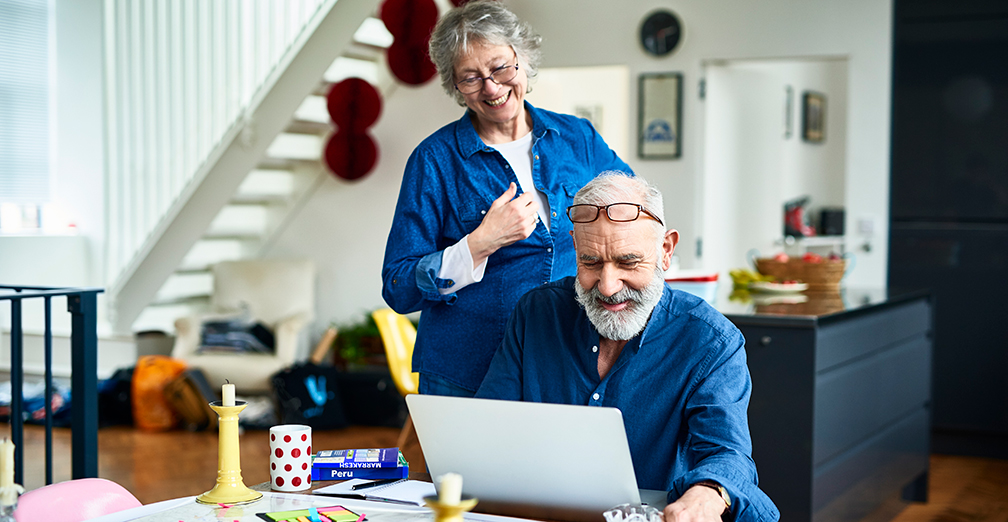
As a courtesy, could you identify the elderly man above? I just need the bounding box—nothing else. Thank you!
[475,172,779,521]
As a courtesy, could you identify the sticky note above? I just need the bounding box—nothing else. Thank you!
[260,506,359,522]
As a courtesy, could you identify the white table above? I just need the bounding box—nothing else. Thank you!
[85,491,535,522]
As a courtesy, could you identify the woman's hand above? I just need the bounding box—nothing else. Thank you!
[468,182,540,268]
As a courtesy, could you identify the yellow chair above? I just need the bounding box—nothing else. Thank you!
[371,308,419,447]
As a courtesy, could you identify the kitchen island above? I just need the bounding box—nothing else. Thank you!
[717,287,932,522]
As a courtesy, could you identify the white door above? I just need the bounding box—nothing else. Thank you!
[699,59,848,275]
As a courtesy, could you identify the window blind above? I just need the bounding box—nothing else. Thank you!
[0,0,50,203]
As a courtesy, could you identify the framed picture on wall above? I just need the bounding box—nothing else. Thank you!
[638,72,683,159]
[802,91,826,143]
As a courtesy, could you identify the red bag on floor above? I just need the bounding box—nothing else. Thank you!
[132,355,187,431]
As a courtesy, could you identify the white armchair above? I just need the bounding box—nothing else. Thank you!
[172,259,316,394]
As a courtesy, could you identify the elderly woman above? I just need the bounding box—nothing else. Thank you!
[381,0,631,397]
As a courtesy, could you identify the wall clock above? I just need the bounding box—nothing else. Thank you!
[639,9,682,57]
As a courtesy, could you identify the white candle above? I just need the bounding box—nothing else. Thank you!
[438,472,463,505]
[0,438,13,488]
[222,383,236,406]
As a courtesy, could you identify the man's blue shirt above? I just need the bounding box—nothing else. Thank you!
[381,103,630,391]
[476,277,779,522]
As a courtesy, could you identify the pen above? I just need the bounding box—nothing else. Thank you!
[352,478,400,491]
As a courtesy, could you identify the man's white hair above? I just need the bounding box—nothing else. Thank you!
[572,171,666,246]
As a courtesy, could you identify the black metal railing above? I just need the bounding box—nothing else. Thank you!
[1,285,103,485]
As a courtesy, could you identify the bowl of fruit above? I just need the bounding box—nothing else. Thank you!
[752,251,849,291]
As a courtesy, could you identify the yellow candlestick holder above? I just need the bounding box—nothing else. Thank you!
[196,401,262,505]
[424,495,478,522]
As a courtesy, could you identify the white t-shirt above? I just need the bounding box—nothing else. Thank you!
[437,131,546,294]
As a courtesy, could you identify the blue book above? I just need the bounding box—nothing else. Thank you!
[311,464,409,481]
[311,448,409,481]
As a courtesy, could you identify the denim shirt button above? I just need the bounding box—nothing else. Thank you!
[547,247,552,253]
[593,393,600,401]
[592,345,598,353]
[552,211,557,217]
[481,210,486,214]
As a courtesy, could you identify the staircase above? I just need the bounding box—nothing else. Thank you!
[105,0,397,334]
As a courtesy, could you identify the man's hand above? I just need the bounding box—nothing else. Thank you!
[468,182,539,267]
[663,484,727,521]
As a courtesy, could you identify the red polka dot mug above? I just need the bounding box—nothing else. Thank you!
[269,424,312,491]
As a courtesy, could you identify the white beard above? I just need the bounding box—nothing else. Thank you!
[574,269,665,341]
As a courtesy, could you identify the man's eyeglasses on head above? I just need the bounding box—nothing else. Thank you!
[455,53,520,94]
[568,204,661,226]
[566,203,664,227]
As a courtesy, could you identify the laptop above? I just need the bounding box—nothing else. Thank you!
[406,394,667,520]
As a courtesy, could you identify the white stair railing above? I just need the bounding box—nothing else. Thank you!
[102,0,327,288]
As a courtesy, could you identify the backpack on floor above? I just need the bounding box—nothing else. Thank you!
[271,362,349,429]
[163,368,218,431]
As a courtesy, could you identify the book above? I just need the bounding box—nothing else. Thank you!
[311,464,409,481]
[311,447,409,481]
[313,478,437,507]
[313,448,406,468]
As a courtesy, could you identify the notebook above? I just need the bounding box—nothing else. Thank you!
[406,394,662,520]
[313,478,435,506]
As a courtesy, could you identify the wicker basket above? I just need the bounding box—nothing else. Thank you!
[754,257,847,290]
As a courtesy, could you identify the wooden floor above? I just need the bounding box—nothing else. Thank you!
[12,424,1008,521]
[16,423,426,504]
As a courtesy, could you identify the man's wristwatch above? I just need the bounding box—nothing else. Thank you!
[694,480,731,514]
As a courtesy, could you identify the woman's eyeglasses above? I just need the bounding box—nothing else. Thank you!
[455,54,520,94]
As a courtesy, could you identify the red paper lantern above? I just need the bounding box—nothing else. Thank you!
[380,0,438,45]
[324,131,379,181]
[326,78,382,133]
[387,40,437,85]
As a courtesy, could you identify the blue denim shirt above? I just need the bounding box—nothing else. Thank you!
[476,277,780,522]
[381,103,631,391]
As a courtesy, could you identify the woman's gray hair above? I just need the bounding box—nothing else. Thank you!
[572,171,666,241]
[428,0,542,106]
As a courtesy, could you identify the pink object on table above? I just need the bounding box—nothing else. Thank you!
[14,478,141,522]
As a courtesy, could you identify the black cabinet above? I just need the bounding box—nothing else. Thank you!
[889,0,1008,454]
[723,293,932,522]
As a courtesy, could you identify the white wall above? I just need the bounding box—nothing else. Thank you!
[526,65,631,159]
[51,0,106,285]
[264,0,893,329]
